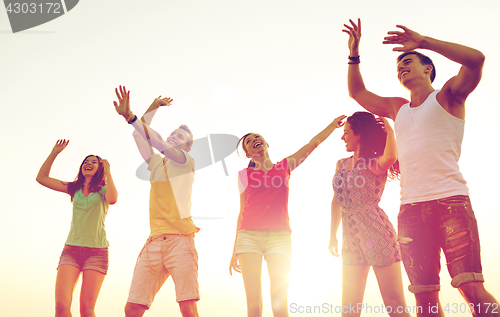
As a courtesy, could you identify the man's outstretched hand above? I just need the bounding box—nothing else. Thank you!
[383,25,426,52]
[113,85,132,118]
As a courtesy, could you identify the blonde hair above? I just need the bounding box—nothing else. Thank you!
[179,124,193,149]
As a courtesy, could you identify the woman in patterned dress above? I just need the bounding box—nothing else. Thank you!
[329,112,411,317]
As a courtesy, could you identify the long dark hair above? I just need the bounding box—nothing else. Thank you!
[347,112,400,179]
[237,133,256,169]
[67,155,105,201]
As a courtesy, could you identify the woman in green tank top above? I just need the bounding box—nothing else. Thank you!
[36,139,118,317]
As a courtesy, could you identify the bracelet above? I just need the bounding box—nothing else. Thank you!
[348,55,360,64]
[128,115,137,124]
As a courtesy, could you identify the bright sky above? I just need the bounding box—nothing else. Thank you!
[1,1,500,316]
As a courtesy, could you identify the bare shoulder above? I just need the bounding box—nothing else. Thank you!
[436,84,466,120]
[390,97,409,120]
[335,158,346,173]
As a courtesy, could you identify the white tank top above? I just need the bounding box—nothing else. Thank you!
[395,89,469,204]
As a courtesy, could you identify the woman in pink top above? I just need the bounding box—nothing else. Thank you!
[230,115,346,317]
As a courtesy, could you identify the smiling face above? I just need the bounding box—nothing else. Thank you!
[166,128,192,151]
[242,133,268,158]
[341,122,360,153]
[81,155,100,179]
[397,52,435,88]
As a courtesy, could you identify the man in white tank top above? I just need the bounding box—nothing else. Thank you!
[343,19,498,316]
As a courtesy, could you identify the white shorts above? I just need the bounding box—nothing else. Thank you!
[236,229,292,259]
[127,234,199,308]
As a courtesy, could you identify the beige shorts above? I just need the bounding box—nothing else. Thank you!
[127,234,199,308]
[236,229,292,259]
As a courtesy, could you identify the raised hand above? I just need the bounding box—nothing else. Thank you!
[342,18,361,55]
[155,95,173,107]
[51,139,69,155]
[376,117,393,133]
[101,159,111,175]
[383,25,425,52]
[113,85,131,118]
[333,114,347,128]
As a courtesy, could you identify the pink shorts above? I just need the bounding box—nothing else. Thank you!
[127,234,199,308]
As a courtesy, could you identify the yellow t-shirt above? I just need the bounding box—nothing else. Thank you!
[148,152,199,235]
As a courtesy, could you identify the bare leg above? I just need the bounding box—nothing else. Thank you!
[373,262,412,316]
[414,291,444,317]
[124,302,147,317]
[239,253,264,317]
[79,270,106,317]
[179,299,199,317]
[342,264,370,317]
[458,282,499,317]
[55,265,81,317]
[266,253,291,317]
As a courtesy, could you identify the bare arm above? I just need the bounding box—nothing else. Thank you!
[384,25,485,116]
[329,160,343,257]
[287,115,346,171]
[132,96,173,164]
[36,139,69,194]
[343,19,407,120]
[329,194,341,257]
[370,118,398,175]
[101,159,118,205]
[113,86,186,164]
[229,188,246,275]
[130,120,187,164]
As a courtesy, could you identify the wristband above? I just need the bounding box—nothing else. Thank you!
[128,115,137,124]
[348,55,360,64]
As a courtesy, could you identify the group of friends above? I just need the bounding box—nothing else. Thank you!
[36,19,498,317]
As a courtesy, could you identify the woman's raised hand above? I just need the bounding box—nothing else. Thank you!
[51,139,69,155]
[333,115,347,128]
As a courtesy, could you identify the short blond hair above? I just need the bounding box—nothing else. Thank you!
[179,124,193,149]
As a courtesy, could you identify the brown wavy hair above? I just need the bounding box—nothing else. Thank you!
[67,155,105,201]
[347,112,400,179]
[237,133,257,169]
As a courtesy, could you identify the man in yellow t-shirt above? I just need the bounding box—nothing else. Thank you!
[114,86,200,317]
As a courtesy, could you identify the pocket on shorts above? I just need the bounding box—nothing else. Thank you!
[180,235,197,256]
[91,247,109,258]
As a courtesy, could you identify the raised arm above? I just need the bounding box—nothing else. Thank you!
[286,115,346,171]
[343,19,407,120]
[369,117,398,175]
[36,139,69,194]
[101,159,118,205]
[132,96,174,164]
[384,25,485,115]
[113,85,186,164]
